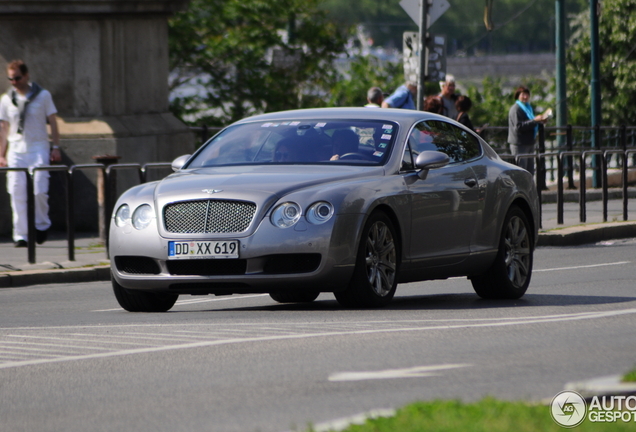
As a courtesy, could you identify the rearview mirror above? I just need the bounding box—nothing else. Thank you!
[415,151,450,179]
[171,154,191,172]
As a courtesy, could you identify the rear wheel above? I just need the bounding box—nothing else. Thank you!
[471,206,533,299]
[112,276,178,312]
[269,291,320,303]
[335,212,399,308]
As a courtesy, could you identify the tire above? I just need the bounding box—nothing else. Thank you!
[335,211,399,308]
[269,291,320,303]
[112,276,178,312]
[471,206,533,299]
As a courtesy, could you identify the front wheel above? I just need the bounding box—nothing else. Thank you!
[112,276,178,312]
[335,212,399,308]
[471,206,533,299]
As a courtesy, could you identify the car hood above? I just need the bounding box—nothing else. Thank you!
[155,165,384,203]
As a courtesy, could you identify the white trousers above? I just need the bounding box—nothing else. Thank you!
[6,151,51,242]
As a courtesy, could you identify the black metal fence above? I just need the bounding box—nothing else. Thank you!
[1,125,635,264]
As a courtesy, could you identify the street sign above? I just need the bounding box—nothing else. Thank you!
[399,0,451,28]
[403,32,447,83]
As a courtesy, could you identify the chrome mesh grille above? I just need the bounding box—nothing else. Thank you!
[164,199,256,234]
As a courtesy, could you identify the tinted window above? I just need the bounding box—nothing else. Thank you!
[406,120,481,164]
[186,120,399,168]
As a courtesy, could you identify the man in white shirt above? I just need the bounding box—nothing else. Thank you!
[0,60,61,247]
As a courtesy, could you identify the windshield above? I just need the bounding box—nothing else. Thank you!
[186,119,398,168]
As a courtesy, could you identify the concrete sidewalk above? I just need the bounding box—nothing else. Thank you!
[1,192,635,288]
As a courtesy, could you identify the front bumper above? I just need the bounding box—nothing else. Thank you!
[109,213,363,295]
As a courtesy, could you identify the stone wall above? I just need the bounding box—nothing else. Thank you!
[0,1,194,235]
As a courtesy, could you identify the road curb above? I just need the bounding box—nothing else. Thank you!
[565,375,636,398]
[538,221,636,246]
[0,265,110,288]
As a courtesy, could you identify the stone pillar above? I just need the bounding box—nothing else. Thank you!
[0,0,194,234]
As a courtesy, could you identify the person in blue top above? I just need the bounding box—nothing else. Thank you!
[381,81,417,110]
[507,86,548,175]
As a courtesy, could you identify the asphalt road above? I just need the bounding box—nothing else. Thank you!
[1,239,636,432]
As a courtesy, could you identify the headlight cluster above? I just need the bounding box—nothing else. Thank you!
[114,204,155,230]
[270,201,334,229]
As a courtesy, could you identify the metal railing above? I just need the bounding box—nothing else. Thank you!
[2,123,635,263]
[1,163,171,264]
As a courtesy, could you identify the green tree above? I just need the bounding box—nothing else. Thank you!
[567,0,636,126]
[467,76,553,128]
[321,0,585,55]
[169,0,349,126]
[326,56,404,107]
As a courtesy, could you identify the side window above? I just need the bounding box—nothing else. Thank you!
[420,120,482,164]
[401,141,414,171]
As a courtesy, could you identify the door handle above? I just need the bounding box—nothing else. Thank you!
[464,178,478,187]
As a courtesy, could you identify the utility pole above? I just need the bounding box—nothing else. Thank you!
[416,0,429,111]
[590,0,601,187]
[555,0,566,149]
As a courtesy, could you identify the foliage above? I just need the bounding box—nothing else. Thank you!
[466,76,554,128]
[304,397,635,432]
[622,365,636,382]
[567,0,636,126]
[326,56,404,107]
[320,0,585,55]
[169,0,349,126]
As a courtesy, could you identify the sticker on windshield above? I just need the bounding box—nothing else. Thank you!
[261,123,273,128]
[373,151,384,157]
[378,142,387,149]
[315,122,327,128]
[383,129,393,134]
[381,134,392,140]
[382,124,393,129]
[289,121,301,126]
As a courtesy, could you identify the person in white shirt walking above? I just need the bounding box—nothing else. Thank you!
[0,60,61,247]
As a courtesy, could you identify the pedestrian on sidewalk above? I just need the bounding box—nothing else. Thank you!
[0,59,61,247]
[455,95,475,132]
[364,87,384,108]
[507,85,548,175]
[382,81,417,110]
[438,75,458,119]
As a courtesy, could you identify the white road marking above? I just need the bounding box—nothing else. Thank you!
[534,261,630,272]
[328,364,471,382]
[1,308,635,370]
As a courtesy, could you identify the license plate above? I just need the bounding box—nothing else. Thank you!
[168,240,239,259]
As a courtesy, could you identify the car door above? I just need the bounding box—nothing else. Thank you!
[403,120,482,267]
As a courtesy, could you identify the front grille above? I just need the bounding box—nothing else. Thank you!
[164,199,256,234]
[115,256,161,275]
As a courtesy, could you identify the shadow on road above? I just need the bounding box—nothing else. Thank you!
[185,292,636,313]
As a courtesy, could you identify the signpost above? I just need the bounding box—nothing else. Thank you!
[399,0,450,110]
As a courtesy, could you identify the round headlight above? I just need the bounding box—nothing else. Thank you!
[270,202,302,228]
[306,201,334,225]
[114,204,131,227]
[132,204,154,230]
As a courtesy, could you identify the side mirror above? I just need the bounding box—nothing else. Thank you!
[171,154,191,172]
[415,151,450,179]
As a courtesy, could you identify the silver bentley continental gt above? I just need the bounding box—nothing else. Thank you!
[109,108,539,312]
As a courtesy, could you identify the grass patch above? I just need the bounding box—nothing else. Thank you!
[305,398,635,432]
[622,366,636,383]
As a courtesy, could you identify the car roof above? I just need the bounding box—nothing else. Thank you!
[234,107,449,125]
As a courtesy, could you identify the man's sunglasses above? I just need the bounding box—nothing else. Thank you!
[7,76,22,82]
